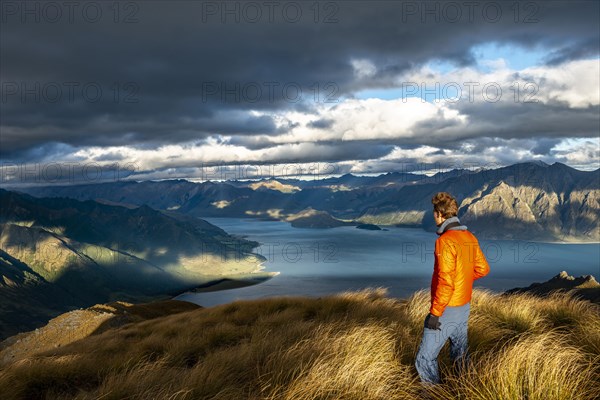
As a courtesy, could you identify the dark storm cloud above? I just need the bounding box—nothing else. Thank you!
[0,0,598,164]
[0,108,280,156]
[450,102,600,141]
[225,135,274,150]
[530,138,562,155]
[427,149,446,156]
[544,37,600,65]
[307,118,335,130]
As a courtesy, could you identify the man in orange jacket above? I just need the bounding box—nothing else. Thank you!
[415,192,490,385]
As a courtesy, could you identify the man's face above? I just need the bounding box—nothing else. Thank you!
[433,210,443,226]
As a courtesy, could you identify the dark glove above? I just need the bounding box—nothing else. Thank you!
[425,313,441,330]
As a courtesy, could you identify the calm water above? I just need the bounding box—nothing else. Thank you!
[176,218,600,307]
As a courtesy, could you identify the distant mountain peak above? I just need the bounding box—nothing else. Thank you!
[549,161,573,170]
[556,270,575,280]
[553,270,597,284]
[505,270,600,304]
[513,160,549,168]
[530,160,549,167]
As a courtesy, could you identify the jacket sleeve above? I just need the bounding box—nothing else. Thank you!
[430,237,456,317]
[473,240,490,280]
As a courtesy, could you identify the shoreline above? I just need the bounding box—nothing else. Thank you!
[178,271,280,294]
[176,257,280,295]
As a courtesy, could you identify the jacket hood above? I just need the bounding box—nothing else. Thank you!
[436,216,468,235]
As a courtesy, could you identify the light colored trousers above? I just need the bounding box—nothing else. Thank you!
[415,302,471,384]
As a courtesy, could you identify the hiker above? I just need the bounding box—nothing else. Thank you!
[415,192,490,385]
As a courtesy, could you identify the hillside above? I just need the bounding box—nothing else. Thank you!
[0,299,199,368]
[16,161,600,241]
[0,286,598,400]
[0,189,273,339]
[504,270,600,304]
[0,250,82,340]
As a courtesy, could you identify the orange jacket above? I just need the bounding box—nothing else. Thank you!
[430,229,490,317]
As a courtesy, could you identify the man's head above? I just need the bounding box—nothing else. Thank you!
[431,192,458,226]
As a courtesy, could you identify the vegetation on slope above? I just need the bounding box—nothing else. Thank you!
[0,189,271,339]
[0,287,598,400]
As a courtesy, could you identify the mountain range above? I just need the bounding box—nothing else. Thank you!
[16,161,600,241]
[0,189,270,339]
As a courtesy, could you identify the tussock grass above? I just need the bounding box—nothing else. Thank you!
[0,287,598,400]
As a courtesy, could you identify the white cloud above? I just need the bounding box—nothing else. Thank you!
[518,59,600,108]
[251,97,467,144]
[396,58,600,108]
[351,58,377,79]
[551,138,600,169]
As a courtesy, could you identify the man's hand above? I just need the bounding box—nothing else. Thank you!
[425,313,441,330]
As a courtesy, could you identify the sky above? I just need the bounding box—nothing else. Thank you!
[1,0,599,184]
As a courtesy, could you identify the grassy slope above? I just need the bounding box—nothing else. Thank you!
[0,288,599,400]
[0,189,271,339]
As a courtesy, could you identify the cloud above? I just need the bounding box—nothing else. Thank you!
[544,38,600,65]
[530,138,562,155]
[1,1,598,176]
[307,118,334,130]
[351,59,377,79]
[220,58,599,150]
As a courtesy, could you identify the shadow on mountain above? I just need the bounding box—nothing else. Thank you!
[0,189,275,340]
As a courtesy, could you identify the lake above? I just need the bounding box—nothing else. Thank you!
[175,218,600,307]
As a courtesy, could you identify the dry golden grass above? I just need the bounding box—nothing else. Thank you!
[0,287,598,400]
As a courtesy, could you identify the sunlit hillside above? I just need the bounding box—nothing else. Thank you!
[0,189,273,339]
[1,287,598,400]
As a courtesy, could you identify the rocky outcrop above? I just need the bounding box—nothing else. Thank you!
[504,271,600,304]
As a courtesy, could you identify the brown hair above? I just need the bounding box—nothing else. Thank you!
[431,192,458,218]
